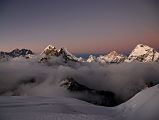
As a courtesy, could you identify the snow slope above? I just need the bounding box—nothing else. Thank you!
[117,84,159,120]
[0,96,115,120]
[0,85,159,120]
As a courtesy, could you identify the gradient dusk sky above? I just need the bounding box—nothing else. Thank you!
[0,0,159,54]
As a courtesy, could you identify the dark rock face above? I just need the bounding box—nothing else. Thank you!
[0,52,7,58]
[60,77,91,91]
[0,49,33,58]
[58,48,78,62]
[9,49,33,57]
[60,77,117,107]
[39,57,48,63]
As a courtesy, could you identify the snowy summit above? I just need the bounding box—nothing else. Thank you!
[126,44,159,62]
[40,45,58,56]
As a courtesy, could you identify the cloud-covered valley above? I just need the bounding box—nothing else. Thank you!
[0,57,159,106]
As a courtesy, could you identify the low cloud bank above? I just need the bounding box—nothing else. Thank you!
[0,58,159,104]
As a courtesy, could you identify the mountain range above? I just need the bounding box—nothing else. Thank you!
[0,44,159,63]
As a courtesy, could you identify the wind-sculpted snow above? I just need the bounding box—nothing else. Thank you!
[0,85,159,120]
[0,57,159,105]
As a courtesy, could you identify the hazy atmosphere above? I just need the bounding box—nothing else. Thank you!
[0,0,159,53]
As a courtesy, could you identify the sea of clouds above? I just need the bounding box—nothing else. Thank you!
[0,57,159,104]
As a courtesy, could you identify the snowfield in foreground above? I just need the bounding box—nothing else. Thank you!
[0,85,159,120]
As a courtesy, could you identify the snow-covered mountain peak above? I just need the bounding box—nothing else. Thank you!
[131,44,153,55]
[97,51,126,63]
[41,45,58,56]
[126,44,159,62]
[39,45,80,63]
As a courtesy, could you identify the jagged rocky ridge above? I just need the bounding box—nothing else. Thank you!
[0,49,33,59]
[39,45,80,63]
[60,77,116,107]
[87,51,126,63]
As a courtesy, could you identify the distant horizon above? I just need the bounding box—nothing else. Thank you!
[1,43,159,58]
[1,40,159,54]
